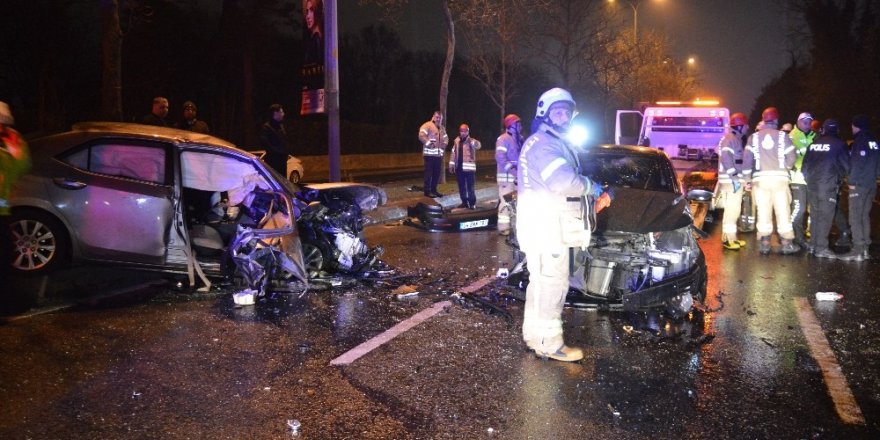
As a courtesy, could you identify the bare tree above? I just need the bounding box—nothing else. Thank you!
[100,0,154,121]
[457,0,547,127]
[358,0,455,123]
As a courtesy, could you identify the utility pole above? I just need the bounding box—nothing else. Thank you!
[326,0,341,182]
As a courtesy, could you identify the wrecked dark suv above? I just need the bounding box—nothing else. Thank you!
[512,144,708,316]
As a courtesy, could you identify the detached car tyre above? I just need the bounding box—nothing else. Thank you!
[9,209,70,275]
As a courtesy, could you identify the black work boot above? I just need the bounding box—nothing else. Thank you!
[836,231,852,248]
[759,236,771,255]
[838,245,865,262]
[780,239,800,255]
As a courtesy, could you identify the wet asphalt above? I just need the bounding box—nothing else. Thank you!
[2,177,880,439]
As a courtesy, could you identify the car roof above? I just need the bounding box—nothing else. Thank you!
[585,143,669,158]
[31,122,244,153]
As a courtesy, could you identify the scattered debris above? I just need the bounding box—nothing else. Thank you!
[451,291,513,327]
[131,391,142,399]
[391,284,420,300]
[287,419,301,436]
[815,292,843,301]
[233,289,257,306]
[496,268,509,279]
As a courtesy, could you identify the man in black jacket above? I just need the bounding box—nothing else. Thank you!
[802,119,851,259]
[839,115,879,261]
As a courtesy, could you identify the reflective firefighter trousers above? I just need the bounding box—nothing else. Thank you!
[753,179,794,240]
[521,246,569,352]
[497,182,516,232]
[720,183,743,243]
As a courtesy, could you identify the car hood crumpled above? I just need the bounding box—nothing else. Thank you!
[594,187,693,233]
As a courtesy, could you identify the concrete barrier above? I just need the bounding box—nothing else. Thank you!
[298,150,498,179]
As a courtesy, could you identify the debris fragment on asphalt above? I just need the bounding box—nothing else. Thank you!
[815,291,843,301]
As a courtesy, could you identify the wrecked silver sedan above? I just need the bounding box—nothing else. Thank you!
[509,144,708,316]
[9,122,384,292]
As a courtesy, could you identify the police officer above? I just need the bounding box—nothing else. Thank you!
[718,112,749,250]
[839,115,879,261]
[517,88,608,362]
[496,114,523,235]
[742,107,799,255]
[802,119,850,259]
[418,111,449,198]
[788,112,816,249]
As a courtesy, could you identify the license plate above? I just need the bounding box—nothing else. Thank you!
[460,219,489,230]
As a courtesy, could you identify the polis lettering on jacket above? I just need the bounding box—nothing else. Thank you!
[809,144,831,151]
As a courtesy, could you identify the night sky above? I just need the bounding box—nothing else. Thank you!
[341,0,792,117]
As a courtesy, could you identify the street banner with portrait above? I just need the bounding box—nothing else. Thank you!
[300,0,325,115]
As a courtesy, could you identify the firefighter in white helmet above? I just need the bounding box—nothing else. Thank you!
[517,88,609,362]
[496,114,523,235]
[742,107,799,255]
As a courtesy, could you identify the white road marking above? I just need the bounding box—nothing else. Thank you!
[4,281,165,322]
[330,274,497,366]
[794,297,866,425]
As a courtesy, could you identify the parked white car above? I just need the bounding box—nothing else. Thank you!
[251,150,305,183]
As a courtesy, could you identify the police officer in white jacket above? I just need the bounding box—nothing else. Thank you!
[517,88,608,362]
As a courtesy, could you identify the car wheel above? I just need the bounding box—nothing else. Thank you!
[301,242,327,277]
[8,210,70,275]
[288,170,301,184]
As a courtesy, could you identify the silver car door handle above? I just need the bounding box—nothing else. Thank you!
[53,177,87,190]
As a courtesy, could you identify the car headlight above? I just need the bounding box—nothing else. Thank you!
[649,226,699,277]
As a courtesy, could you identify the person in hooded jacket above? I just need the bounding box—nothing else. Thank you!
[839,115,879,261]
[802,119,851,259]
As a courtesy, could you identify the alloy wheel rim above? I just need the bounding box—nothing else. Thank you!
[10,219,56,271]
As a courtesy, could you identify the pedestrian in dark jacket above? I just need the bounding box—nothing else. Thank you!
[259,104,290,175]
[802,119,850,258]
[141,97,170,127]
[175,101,210,134]
[839,115,879,261]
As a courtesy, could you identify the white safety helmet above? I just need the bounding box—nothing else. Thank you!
[535,88,576,119]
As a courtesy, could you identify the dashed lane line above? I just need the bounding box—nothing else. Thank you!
[794,297,866,425]
[330,274,496,366]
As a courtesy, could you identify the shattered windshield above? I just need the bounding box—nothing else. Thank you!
[581,152,676,192]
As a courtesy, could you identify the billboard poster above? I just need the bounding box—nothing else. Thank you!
[301,0,325,115]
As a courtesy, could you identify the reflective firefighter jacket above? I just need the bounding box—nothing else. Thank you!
[418,121,448,157]
[716,132,744,185]
[449,136,481,172]
[516,123,601,251]
[742,126,796,183]
[495,131,522,183]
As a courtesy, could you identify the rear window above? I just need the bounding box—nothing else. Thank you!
[582,153,676,192]
[61,141,168,185]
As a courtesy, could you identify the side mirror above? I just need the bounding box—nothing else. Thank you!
[686,189,714,203]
